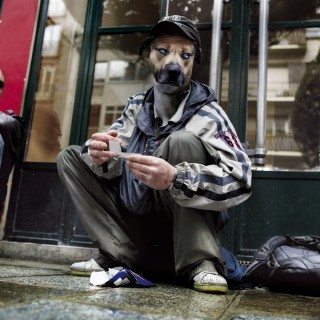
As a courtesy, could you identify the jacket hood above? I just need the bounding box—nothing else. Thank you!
[138,80,217,136]
[186,80,216,108]
[143,80,216,112]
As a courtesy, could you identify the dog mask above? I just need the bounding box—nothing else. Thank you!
[139,16,202,94]
[148,35,195,94]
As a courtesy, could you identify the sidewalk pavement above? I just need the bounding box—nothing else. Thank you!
[0,257,319,320]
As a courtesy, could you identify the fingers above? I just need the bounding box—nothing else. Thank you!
[89,131,122,155]
[126,156,152,183]
[127,157,152,174]
[127,154,155,166]
[87,131,121,164]
[128,162,149,180]
[126,155,176,190]
[89,139,108,152]
[87,140,108,163]
[91,131,121,144]
[139,172,147,181]
[106,130,119,137]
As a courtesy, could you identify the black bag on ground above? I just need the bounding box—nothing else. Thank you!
[243,235,320,295]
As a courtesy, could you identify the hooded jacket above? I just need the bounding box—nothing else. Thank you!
[81,80,252,214]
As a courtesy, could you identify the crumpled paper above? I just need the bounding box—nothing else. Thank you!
[90,267,154,287]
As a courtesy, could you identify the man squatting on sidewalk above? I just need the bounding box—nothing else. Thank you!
[57,15,252,294]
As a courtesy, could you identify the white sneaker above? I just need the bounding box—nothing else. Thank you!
[193,271,228,293]
[70,259,104,276]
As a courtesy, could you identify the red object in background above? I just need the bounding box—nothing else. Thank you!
[0,0,38,115]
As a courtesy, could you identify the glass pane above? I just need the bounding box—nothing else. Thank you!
[248,28,320,170]
[169,0,232,23]
[87,33,153,137]
[193,30,213,85]
[101,0,161,27]
[26,0,87,162]
[251,0,320,23]
[216,30,231,113]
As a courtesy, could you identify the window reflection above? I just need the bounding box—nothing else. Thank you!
[169,0,232,23]
[87,33,153,137]
[251,0,320,23]
[101,0,161,26]
[192,30,215,86]
[292,48,320,169]
[247,28,320,170]
[26,0,87,162]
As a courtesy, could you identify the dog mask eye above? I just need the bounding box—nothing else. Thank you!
[156,48,168,55]
[155,48,193,61]
[181,52,192,60]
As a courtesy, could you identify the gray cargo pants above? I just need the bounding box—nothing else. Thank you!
[57,131,226,282]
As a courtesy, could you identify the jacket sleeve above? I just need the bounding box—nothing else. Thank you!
[80,95,142,179]
[169,102,252,211]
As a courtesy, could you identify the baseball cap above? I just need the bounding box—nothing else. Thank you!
[139,15,202,63]
[150,15,201,50]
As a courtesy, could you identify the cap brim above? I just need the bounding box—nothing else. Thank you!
[150,21,197,43]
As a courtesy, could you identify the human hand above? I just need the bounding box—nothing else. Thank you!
[87,130,121,166]
[127,154,177,190]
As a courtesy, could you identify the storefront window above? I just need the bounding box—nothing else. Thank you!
[251,0,320,23]
[101,0,161,26]
[247,28,320,170]
[87,33,153,137]
[169,0,232,23]
[26,0,87,162]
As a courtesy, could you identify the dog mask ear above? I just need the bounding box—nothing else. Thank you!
[138,36,155,56]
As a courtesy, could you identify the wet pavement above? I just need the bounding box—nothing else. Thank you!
[0,257,319,320]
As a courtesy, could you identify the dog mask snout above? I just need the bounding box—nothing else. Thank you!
[156,63,185,87]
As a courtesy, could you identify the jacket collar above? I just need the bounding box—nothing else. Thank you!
[138,80,217,135]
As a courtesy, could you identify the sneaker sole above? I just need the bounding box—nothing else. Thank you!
[193,283,228,294]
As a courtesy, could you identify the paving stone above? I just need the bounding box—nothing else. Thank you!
[61,284,234,319]
[0,274,95,291]
[0,258,319,320]
[0,299,186,320]
[225,289,320,320]
[0,282,72,307]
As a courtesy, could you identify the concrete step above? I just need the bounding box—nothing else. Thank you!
[0,240,98,265]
